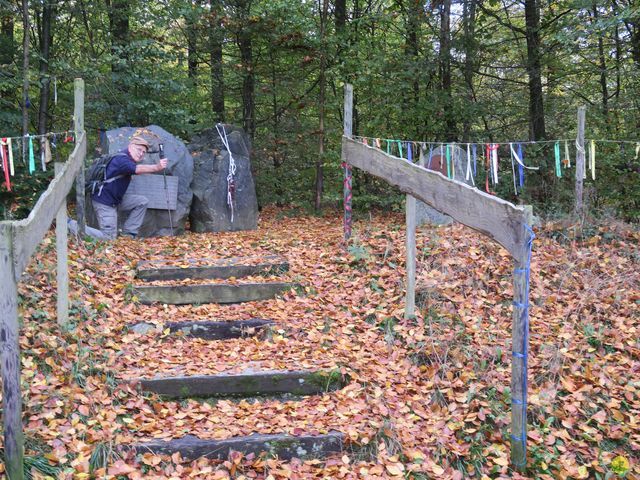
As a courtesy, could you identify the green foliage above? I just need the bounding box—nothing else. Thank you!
[0,0,638,221]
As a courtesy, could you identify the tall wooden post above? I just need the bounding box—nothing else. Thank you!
[73,78,86,237]
[343,84,353,243]
[510,205,533,471]
[574,106,586,217]
[55,163,69,326]
[0,223,24,480]
[405,147,422,319]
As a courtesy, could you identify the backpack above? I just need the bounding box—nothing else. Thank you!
[85,153,126,196]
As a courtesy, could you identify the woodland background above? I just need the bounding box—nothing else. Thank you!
[0,0,639,220]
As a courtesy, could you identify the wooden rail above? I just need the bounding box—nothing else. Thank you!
[0,78,85,480]
[342,137,529,258]
[341,83,533,470]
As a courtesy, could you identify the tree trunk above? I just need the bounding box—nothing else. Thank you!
[0,7,14,65]
[439,0,456,140]
[462,0,478,142]
[236,1,254,138]
[22,0,29,143]
[78,0,97,58]
[524,0,546,140]
[187,1,199,83]
[37,0,55,135]
[590,5,609,122]
[106,0,130,92]
[405,0,421,137]
[315,0,329,211]
[209,0,225,121]
[335,0,346,32]
[0,5,15,104]
[269,51,281,168]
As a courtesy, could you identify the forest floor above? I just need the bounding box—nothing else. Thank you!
[3,206,639,479]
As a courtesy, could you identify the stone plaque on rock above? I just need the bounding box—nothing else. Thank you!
[188,124,258,232]
[127,174,178,210]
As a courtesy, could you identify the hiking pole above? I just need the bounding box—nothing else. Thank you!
[158,143,174,236]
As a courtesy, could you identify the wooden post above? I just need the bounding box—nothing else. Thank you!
[405,148,422,319]
[73,78,86,237]
[55,163,69,326]
[343,83,353,243]
[0,223,25,480]
[510,205,533,471]
[574,106,586,217]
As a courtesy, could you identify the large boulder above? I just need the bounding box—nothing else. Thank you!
[188,125,258,232]
[416,144,475,226]
[86,125,193,237]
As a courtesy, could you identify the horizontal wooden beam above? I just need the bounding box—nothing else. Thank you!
[134,282,298,305]
[137,369,346,398]
[132,431,345,461]
[136,255,289,281]
[8,133,87,280]
[342,137,528,259]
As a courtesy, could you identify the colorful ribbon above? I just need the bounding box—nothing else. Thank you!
[589,140,596,180]
[397,140,403,159]
[554,141,562,178]
[407,142,412,162]
[7,138,14,175]
[510,143,518,194]
[465,144,475,186]
[28,135,35,174]
[518,143,524,189]
[1,139,11,191]
[564,141,571,168]
[472,144,477,176]
[446,144,451,179]
[40,139,46,171]
[486,144,499,185]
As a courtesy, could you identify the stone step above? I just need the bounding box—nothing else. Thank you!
[168,318,275,340]
[131,431,345,461]
[137,369,345,398]
[130,318,275,339]
[134,282,298,305]
[136,255,289,281]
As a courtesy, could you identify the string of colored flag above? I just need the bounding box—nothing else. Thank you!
[353,135,640,196]
[0,131,76,192]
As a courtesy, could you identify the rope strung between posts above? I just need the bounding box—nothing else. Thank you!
[511,223,535,468]
[215,124,237,223]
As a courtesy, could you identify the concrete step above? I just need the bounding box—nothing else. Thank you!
[137,369,346,398]
[136,255,289,281]
[134,282,299,305]
[131,431,345,461]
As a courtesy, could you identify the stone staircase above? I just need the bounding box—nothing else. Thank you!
[122,254,348,464]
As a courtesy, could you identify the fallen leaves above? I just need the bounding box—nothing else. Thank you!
[4,208,638,479]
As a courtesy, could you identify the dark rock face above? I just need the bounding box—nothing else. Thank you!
[188,125,258,232]
[85,125,194,237]
[416,144,475,226]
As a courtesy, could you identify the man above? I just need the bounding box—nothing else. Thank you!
[70,136,168,239]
